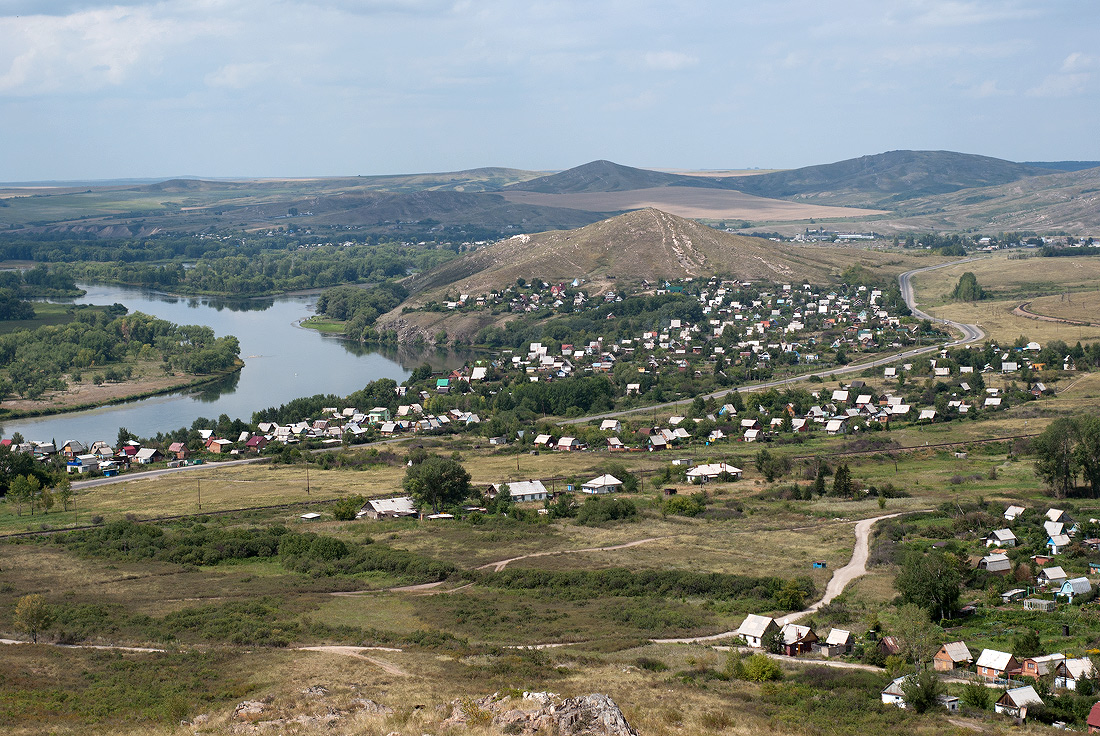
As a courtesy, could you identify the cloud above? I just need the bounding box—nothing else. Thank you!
[1061,51,1095,72]
[643,51,698,71]
[205,61,272,89]
[1027,72,1090,98]
[0,5,224,95]
[902,0,1038,28]
[966,79,1011,98]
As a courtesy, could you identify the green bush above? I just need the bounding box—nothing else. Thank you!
[741,654,783,682]
[331,495,365,521]
[575,496,637,525]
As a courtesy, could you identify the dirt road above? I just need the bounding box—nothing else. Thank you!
[651,510,926,644]
[475,537,667,572]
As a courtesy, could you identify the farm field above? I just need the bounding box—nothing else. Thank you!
[500,186,887,221]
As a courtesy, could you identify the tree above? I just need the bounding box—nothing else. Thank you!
[331,495,365,521]
[761,628,785,655]
[54,476,74,512]
[1074,415,1100,497]
[402,455,471,513]
[1033,418,1078,498]
[831,463,853,497]
[8,474,37,516]
[892,603,942,668]
[13,594,54,643]
[900,670,945,713]
[774,579,806,610]
[951,272,985,302]
[755,449,789,483]
[961,680,992,710]
[894,551,961,620]
[813,464,827,496]
[1012,629,1042,659]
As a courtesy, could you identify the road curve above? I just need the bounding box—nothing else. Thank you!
[898,258,986,345]
[650,510,928,644]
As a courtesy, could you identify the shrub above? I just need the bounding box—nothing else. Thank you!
[575,496,637,525]
[961,680,991,710]
[741,653,783,682]
[634,656,668,672]
[331,495,365,521]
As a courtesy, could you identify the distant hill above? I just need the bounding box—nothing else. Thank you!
[855,165,1100,233]
[1021,161,1100,173]
[507,160,726,194]
[407,208,853,299]
[727,150,1056,207]
[235,191,607,230]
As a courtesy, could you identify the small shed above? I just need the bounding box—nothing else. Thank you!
[581,474,623,494]
[933,641,973,672]
[995,685,1043,720]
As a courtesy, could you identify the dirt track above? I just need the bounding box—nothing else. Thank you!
[651,510,927,644]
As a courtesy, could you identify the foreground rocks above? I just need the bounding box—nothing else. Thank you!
[214,688,636,736]
[444,691,639,736]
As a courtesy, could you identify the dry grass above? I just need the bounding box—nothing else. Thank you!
[1024,289,1100,324]
[500,187,887,221]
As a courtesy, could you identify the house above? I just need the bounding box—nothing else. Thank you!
[933,641,973,672]
[134,447,162,465]
[556,437,585,451]
[600,419,622,433]
[206,438,233,454]
[779,623,818,656]
[488,480,548,503]
[976,649,1018,680]
[1039,566,1068,587]
[167,442,190,460]
[1059,577,1092,603]
[66,454,100,474]
[368,407,391,424]
[1048,508,1070,523]
[824,418,847,435]
[359,496,417,520]
[685,463,743,483]
[1004,504,1026,521]
[582,474,623,494]
[736,614,778,648]
[994,685,1043,720]
[985,529,1017,547]
[878,636,902,657]
[1088,701,1100,733]
[245,435,269,453]
[1001,588,1027,604]
[1055,657,1096,690]
[1048,533,1072,555]
[1016,653,1065,679]
[818,628,853,656]
[607,437,626,451]
[979,553,1011,574]
[880,676,908,707]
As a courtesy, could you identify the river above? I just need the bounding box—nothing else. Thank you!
[5,284,466,443]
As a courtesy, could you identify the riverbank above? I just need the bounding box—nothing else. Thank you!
[0,363,243,421]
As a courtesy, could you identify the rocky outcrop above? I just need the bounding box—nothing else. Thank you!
[444,692,638,736]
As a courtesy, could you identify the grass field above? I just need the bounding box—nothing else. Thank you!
[499,187,887,221]
[0,302,107,335]
[1024,290,1100,324]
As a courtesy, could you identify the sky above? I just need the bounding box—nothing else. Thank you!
[1,0,1098,180]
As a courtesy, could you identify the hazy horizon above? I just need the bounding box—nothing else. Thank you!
[2,0,1098,181]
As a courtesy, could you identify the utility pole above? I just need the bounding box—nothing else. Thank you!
[197,478,201,510]
[305,462,310,495]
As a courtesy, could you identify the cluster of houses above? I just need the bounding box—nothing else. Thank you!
[735,612,1099,723]
[979,507,1097,608]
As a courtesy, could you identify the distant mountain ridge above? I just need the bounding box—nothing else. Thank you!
[507,160,727,194]
[725,150,1055,206]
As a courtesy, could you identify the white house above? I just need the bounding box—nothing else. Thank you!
[582,474,623,494]
[685,463,743,483]
[1039,566,1068,587]
[1055,658,1096,690]
[979,553,1011,573]
[1048,533,1072,555]
[736,614,778,648]
[985,528,1017,547]
[881,677,908,707]
[600,419,622,433]
[359,496,417,520]
[1004,504,1026,521]
[489,480,549,503]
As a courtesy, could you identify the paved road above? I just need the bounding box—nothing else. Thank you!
[898,257,986,344]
